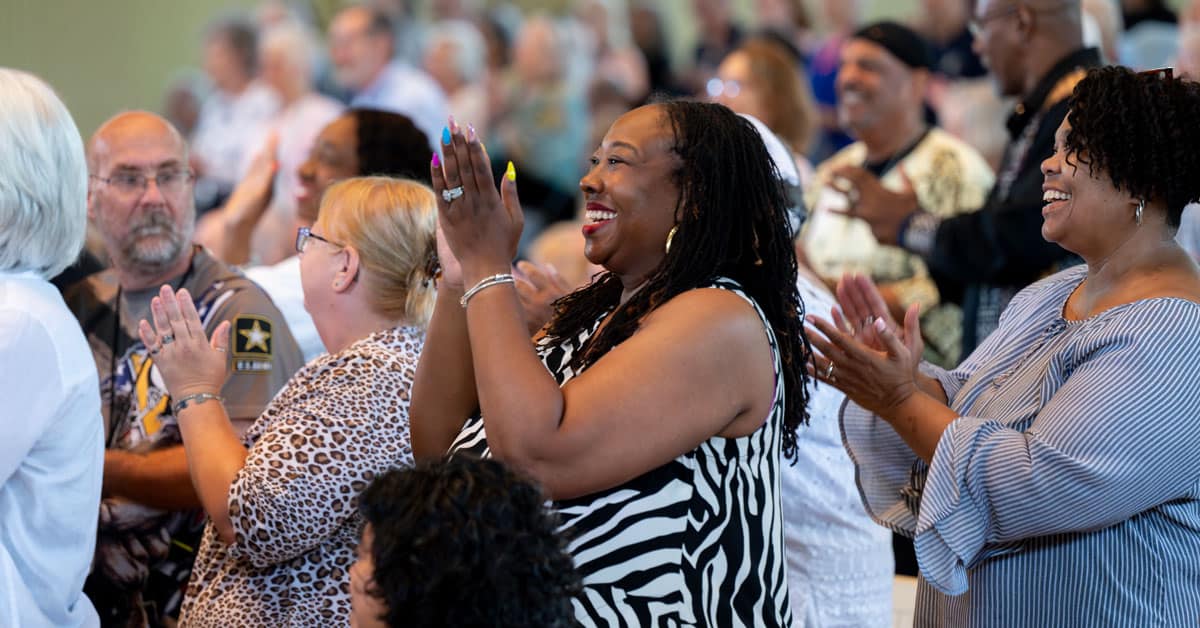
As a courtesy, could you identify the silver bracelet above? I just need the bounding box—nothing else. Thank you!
[171,392,224,415]
[460,273,516,308]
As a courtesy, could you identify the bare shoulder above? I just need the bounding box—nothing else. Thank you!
[642,286,767,333]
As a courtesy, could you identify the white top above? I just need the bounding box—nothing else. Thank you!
[1177,203,1200,262]
[350,60,447,154]
[784,272,894,627]
[0,272,104,627]
[245,256,324,362]
[191,82,280,186]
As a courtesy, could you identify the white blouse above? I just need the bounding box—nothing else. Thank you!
[0,272,104,627]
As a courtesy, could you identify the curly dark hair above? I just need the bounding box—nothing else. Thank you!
[542,101,813,461]
[357,456,581,628]
[1064,66,1200,227]
[350,109,434,185]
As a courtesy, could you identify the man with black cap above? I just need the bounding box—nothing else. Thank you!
[829,1,1099,356]
[800,20,994,368]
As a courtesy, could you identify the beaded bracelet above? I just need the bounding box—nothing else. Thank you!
[172,392,224,415]
[460,273,516,308]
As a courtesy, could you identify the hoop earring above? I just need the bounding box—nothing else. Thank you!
[1135,199,1145,226]
[665,225,678,255]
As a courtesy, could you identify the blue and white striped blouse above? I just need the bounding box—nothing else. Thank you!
[843,264,1200,626]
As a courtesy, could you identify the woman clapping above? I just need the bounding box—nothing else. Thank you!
[412,103,812,626]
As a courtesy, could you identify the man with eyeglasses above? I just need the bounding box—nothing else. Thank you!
[833,0,1100,357]
[62,111,303,627]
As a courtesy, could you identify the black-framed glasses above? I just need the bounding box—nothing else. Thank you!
[295,226,344,253]
[89,169,194,197]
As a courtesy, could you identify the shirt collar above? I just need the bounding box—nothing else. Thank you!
[1006,47,1102,138]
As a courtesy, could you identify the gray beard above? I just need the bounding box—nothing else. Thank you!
[120,216,188,271]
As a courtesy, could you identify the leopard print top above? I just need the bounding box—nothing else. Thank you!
[179,325,423,626]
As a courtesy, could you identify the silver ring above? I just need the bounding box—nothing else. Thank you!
[863,315,875,329]
[824,361,836,380]
[215,347,227,353]
[441,186,464,202]
[161,334,175,346]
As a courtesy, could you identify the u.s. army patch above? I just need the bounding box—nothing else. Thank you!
[232,315,274,373]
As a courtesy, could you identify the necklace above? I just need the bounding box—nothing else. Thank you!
[862,125,930,179]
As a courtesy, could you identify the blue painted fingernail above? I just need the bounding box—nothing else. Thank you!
[442,126,451,145]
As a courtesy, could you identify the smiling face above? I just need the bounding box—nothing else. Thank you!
[296,114,360,223]
[578,105,682,285]
[835,38,920,136]
[1039,115,1133,255]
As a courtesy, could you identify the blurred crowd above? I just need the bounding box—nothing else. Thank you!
[149,0,1200,275]
[8,0,1200,626]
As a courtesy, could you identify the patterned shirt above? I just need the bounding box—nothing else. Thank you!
[843,265,1200,625]
[64,247,304,626]
[803,128,995,368]
[180,325,424,626]
[450,278,793,627]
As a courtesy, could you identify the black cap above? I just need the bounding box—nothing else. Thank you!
[850,21,934,71]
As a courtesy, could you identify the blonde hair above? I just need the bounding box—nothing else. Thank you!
[317,176,438,326]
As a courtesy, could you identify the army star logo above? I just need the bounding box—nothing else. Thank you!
[232,315,275,359]
[239,320,271,352]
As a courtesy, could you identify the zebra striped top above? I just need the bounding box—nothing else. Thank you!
[450,277,793,627]
[843,264,1200,626]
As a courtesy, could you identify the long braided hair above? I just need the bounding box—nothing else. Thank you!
[543,101,813,460]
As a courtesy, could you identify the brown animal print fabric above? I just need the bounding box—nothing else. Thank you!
[179,325,423,626]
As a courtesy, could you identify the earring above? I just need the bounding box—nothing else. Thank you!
[1135,199,1145,226]
[664,225,679,255]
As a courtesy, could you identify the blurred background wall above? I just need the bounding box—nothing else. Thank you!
[0,0,918,137]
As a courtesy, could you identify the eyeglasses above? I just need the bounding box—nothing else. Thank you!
[295,226,344,253]
[968,1,1072,37]
[706,77,742,99]
[89,169,194,197]
[967,4,1020,37]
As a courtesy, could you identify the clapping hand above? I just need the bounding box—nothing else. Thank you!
[806,274,924,419]
[431,117,524,284]
[137,285,230,402]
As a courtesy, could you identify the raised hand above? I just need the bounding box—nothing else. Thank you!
[830,273,919,352]
[430,117,524,285]
[513,260,573,335]
[137,286,230,401]
[805,299,924,420]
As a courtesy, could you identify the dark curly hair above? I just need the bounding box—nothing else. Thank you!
[350,109,434,185]
[542,101,813,461]
[1064,66,1200,227]
[357,456,581,628]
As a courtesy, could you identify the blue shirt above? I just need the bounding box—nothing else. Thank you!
[844,264,1200,626]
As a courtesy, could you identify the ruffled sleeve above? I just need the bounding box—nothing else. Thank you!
[912,300,1200,594]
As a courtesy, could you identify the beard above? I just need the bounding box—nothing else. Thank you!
[119,211,189,270]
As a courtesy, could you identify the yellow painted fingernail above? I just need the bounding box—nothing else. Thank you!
[505,161,516,182]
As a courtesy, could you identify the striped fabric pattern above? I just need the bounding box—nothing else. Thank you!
[842,264,1200,626]
[450,278,793,627]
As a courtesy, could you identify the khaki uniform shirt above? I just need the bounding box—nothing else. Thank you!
[63,245,304,626]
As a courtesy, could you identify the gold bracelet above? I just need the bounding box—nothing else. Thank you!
[460,273,515,308]
[172,392,223,415]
